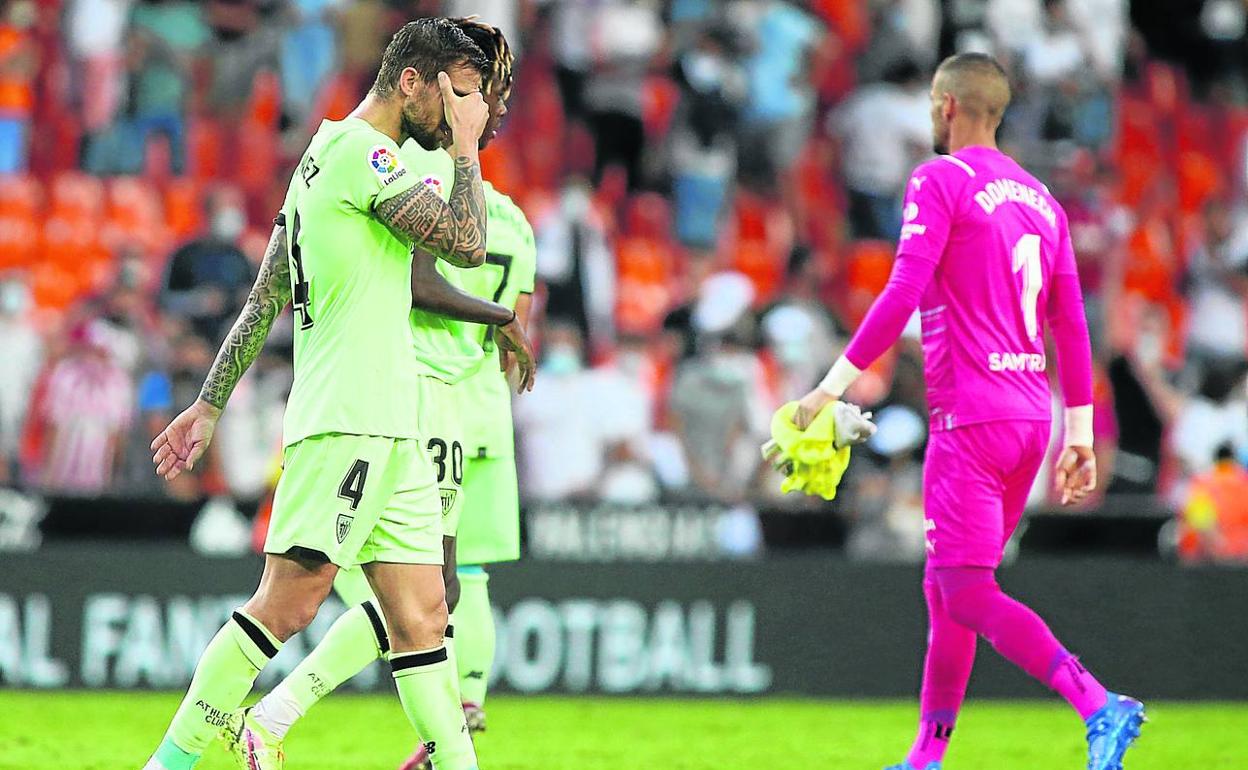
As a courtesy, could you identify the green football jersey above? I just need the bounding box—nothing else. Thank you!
[400,140,486,385]
[456,181,537,458]
[280,117,424,447]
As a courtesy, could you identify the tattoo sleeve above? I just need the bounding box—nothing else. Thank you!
[374,155,487,268]
[410,247,513,325]
[198,225,292,409]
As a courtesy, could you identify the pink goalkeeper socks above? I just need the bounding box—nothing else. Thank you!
[934,566,1108,721]
[906,576,976,767]
[1048,652,1109,719]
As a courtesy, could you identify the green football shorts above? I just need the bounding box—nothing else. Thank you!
[455,455,520,565]
[416,375,465,538]
[265,432,443,567]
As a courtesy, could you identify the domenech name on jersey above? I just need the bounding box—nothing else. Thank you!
[972,178,1057,229]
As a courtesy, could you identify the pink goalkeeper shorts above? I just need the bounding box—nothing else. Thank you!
[923,419,1051,568]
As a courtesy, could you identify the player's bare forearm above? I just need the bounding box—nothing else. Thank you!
[375,155,487,268]
[410,248,513,325]
[514,291,534,330]
[198,225,292,410]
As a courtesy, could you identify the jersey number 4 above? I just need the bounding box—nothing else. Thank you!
[291,210,314,330]
[1012,233,1042,342]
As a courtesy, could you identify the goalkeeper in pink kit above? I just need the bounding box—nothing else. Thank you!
[795,54,1144,770]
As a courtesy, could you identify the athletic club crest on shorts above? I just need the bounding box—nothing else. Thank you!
[440,489,457,516]
[336,513,353,544]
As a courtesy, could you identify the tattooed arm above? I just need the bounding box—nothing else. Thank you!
[198,224,292,408]
[151,224,290,480]
[374,154,487,269]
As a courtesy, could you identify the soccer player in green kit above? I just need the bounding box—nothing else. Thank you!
[220,19,535,770]
[144,18,523,770]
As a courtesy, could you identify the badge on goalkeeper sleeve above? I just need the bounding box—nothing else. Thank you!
[760,401,877,500]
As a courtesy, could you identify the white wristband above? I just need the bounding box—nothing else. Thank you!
[1064,404,1094,448]
[818,356,863,398]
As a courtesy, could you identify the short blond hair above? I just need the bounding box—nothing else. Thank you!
[935,53,1011,124]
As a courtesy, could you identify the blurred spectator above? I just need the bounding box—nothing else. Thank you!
[279,0,343,129]
[735,0,824,186]
[1066,0,1128,82]
[534,177,616,352]
[1171,360,1248,477]
[669,319,769,503]
[160,187,254,341]
[1178,445,1248,564]
[214,346,289,503]
[514,320,652,502]
[0,277,41,484]
[0,0,36,173]
[1022,0,1088,87]
[26,322,133,496]
[857,0,939,82]
[760,278,839,403]
[1184,199,1248,364]
[100,0,209,174]
[669,23,744,250]
[581,0,663,190]
[828,58,929,240]
[337,0,386,92]
[65,0,134,150]
[202,0,280,116]
[1105,300,1182,495]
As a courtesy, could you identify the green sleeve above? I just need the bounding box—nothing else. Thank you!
[398,140,456,204]
[512,214,537,294]
[327,127,421,214]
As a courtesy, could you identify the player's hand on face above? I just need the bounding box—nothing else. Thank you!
[150,399,221,481]
[1055,445,1097,505]
[438,71,489,147]
[496,316,535,393]
[793,387,836,431]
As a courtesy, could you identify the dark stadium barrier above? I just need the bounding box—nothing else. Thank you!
[1,545,1244,698]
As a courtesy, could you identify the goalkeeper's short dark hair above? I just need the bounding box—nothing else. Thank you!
[451,17,515,96]
[372,17,489,97]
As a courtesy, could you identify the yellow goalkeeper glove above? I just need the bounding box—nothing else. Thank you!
[761,401,875,500]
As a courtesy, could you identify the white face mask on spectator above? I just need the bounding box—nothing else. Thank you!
[211,207,247,241]
[0,280,30,316]
[544,344,582,376]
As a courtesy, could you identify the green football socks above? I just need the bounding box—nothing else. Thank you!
[391,644,477,770]
[147,610,281,768]
[251,600,390,739]
[454,569,495,705]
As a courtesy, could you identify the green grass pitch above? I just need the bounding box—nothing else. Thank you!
[0,692,1243,769]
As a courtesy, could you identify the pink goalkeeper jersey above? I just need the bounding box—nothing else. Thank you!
[895,146,1077,431]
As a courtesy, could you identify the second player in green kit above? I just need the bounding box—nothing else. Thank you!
[227,19,534,770]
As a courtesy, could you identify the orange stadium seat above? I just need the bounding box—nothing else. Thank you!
[103,177,170,257]
[187,118,224,182]
[616,194,679,334]
[0,213,39,269]
[312,73,357,124]
[164,178,203,239]
[842,239,894,326]
[48,171,104,223]
[480,134,525,197]
[726,192,791,305]
[0,174,41,219]
[246,71,282,128]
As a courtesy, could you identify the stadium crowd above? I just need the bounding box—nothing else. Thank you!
[2,0,1248,562]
